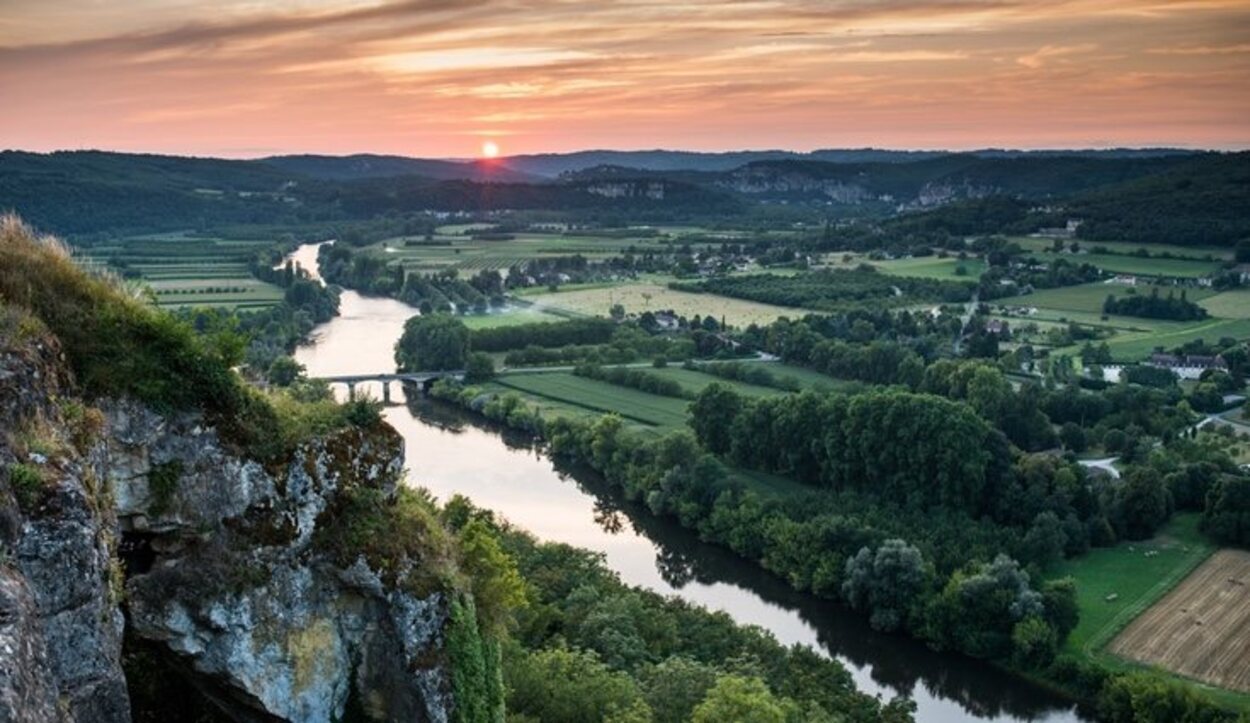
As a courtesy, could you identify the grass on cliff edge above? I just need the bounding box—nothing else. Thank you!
[0,215,348,462]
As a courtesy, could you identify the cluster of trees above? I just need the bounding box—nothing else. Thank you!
[1103,289,1208,321]
[470,317,618,352]
[529,414,1079,673]
[675,269,973,312]
[685,360,801,392]
[433,497,911,723]
[979,257,1104,299]
[395,314,472,371]
[440,381,1249,722]
[573,364,690,399]
[741,312,959,368]
[318,243,505,313]
[502,326,697,368]
[691,386,1003,513]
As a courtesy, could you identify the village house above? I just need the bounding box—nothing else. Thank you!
[1147,353,1228,380]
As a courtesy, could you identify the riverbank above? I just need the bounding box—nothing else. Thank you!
[285,241,1089,722]
[426,376,1243,722]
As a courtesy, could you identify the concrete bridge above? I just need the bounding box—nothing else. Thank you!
[316,371,464,402]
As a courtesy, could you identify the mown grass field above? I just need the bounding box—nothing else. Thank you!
[995,278,1250,361]
[1199,289,1250,319]
[85,233,283,310]
[1010,236,1233,261]
[997,282,1217,316]
[366,230,699,274]
[1050,514,1214,658]
[1104,318,1250,360]
[1073,253,1221,279]
[523,282,810,327]
[1108,549,1250,693]
[875,256,988,280]
[492,372,690,429]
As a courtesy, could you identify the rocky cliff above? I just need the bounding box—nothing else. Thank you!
[0,308,469,723]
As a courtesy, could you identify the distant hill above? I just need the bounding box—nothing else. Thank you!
[0,150,302,236]
[876,152,1250,246]
[259,153,541,183]
[715,153,1206,206]
[498,147,1196,178]
[0,148,1238,243]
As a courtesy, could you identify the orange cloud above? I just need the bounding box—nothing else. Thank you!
[1,0,1247,156]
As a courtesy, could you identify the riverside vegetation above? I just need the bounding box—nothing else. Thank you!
[1,215,913,721]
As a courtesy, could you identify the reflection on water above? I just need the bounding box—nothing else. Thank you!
[288,243,1086,723]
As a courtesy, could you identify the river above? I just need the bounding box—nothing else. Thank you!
[286,242,1087,722]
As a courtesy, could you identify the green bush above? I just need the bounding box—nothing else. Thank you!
[6,462,44,511]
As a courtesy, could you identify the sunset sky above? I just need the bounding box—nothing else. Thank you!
[3,0,1248,157]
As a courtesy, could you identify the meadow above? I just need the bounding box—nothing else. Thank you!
[875,255,988,280]
[522,282,810,327]
[1104,319,1250,360]
[1070,253,1221,279]
[1199,289,1250,319]
[492,371,691,429]
[1010,236,1234,261]
[1050,513,1214,659]
[997,281,1217,316]
[993,278,1250,361]
[367,228,707,274]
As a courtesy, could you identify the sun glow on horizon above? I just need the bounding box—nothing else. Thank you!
[481,140,500,158]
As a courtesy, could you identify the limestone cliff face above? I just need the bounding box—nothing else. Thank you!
[0,324,129,723]
[1,323,458,723]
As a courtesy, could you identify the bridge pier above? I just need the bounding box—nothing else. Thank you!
[381,381,391,404]
[346,382,356,401]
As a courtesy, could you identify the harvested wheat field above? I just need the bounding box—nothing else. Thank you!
[1108,549,1250,692]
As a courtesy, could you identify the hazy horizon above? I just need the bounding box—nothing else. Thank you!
[2,144,1238,163]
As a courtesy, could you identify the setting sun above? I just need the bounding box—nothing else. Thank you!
[481,140,500,158]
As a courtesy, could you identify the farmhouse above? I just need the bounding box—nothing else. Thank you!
[653,312,681,331]
[1147,353,1228,380]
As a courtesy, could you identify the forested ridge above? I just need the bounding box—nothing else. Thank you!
[3,150,1246,247]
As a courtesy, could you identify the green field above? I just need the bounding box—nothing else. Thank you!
[1199,289,1250,319]
[365,231,696,275]
[997,282,1216,316]
[1104,318,1250,360]
[1049,515,1250,711]
[1074,253,1220,279]
[492,372,690,429]
[876,256,988,280]
[993,279,1250,361]
[523,282,810,328]
[1011,236,1233,262]
[1051,514,1214,657]
[86,233,283,310]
